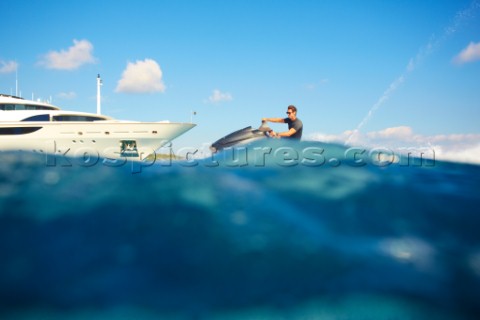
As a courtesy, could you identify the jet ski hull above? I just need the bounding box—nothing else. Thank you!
[210,126,269,152]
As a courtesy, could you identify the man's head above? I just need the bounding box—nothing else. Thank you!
[286,105,297,120]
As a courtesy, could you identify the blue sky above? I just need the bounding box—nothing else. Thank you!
[1,0,480,160]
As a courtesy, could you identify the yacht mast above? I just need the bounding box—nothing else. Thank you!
[96,74,102,115]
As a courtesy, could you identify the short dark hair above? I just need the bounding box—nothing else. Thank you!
[287,105,297,113]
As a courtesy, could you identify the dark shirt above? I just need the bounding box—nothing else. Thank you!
[283,117,303,139]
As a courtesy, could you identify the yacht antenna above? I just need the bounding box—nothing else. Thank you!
[15,63,18,97]
[96,74,102,115]
[191,110,197,123]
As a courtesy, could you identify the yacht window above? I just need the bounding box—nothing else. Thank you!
[0,104,16,110]
[22,114,50,121]
[0,104,56,111]
[0,127,42,135]
[52,115,106,122]
[25,105,56,110]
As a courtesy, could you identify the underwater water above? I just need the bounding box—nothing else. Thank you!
[1,140,480,319]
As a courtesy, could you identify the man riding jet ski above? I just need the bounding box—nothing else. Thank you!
[210,105,303,152]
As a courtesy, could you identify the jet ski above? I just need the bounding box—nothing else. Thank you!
[210,121,272,152]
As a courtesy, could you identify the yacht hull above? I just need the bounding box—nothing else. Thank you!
[0,121,196,160]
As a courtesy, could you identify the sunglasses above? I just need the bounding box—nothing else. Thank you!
[286,112,292,115]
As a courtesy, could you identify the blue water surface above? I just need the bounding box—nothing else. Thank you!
[1,140,480,319]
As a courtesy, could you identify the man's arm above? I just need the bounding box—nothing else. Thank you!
[262,118,285,123]
[276,128,296,137]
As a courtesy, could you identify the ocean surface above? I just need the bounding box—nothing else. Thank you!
[1,140,480,319]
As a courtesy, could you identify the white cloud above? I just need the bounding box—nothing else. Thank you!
[207,89,233,104]
[453,41,480,64]
[56,91,77,100]
[38,39,97,70]
[306,126,480,165]
[0,60,18,74]
[115,59,166,93]
[306,79,329,90]
[366,126,414,140]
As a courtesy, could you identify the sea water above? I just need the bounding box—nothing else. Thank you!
[1,140,479,319]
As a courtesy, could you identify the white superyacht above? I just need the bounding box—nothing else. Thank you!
[0,79,195,160]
